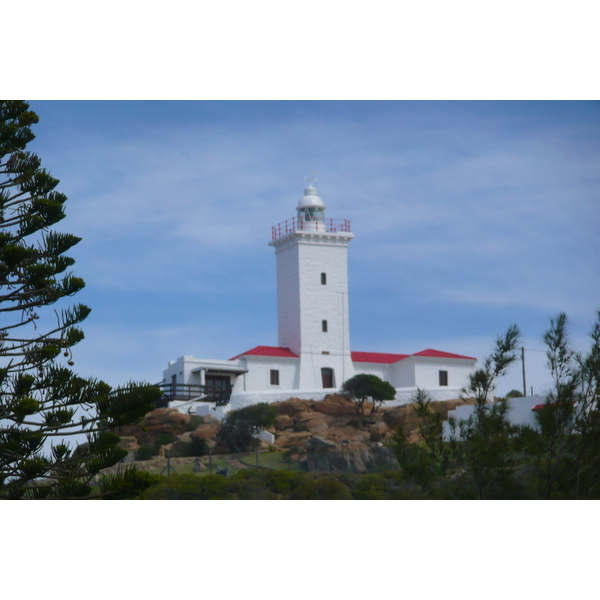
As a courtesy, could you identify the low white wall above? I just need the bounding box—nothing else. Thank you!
[229,389,332,411]
[385,387,464,407]
[442,396,546,439]
[257,430,276,444]
[229,386,462,411]
[194,404,226,421]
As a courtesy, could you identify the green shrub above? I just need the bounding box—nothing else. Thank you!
[135,444,157,461]
[228,471,278,500]
[290,476,352,500]
[350,473,388,499]
[175,436,208,457]
[155,432,174,446]
[141,474,232,499]
[217,403,277,452]
[264,470,304,496]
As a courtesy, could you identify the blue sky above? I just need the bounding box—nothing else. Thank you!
[27,100,600,397]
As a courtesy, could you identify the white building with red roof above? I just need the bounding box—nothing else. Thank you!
[162,185,476,411]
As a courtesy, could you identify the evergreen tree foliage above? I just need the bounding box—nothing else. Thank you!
[0,101,160,499]
[392,388,447,488]
[340,373,396,415]
[444,324,523,497]
[531,311,600,498]
[392,316,600,499]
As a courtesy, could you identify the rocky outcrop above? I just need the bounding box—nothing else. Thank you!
[191,423,220,442]
[313,394,356,416]
[115,408,191,446]
[114,394,472,468]
[267,394,478,472]
[299,436,398,473]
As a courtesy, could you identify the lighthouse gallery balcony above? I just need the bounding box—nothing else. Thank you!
[271,217,351,241]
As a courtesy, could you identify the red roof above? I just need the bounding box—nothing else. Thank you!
[230,346,475,363]
[351,351,409,364]
[351,348,476,363]
[412,348,477,361]
[229,345,299,360]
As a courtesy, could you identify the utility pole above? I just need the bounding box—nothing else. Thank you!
[521,347,527,397]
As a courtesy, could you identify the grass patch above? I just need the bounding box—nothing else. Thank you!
[239,451,301,471]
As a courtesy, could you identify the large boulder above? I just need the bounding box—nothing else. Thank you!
[327,423,371,444]
[272,398,315,416]
[116,407,191,446]
[368,421,389,442]
[381,404,415,431]
[275,414,294,430]
[294,412,330,436]
[143,408,190,431]
[300,436,377,474]
[274,430,313,449]
[191,423,220,442]
[305,435,337,452]
[301,436,340,472]
[313,394,355,416]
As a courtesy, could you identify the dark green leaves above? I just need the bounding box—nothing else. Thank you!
[0,102,160,500]
[340,374,396,415]
[217,403,278,453]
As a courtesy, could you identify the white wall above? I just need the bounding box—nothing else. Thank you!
[443,396,546,439]
[162,356,248,394]
[229,385,463,412]
[229,389,333,410]
[163,355,200,386]
[386,387,464,406]
[271,230,355,390]
[409,357,475,391]
[392,360,416,387]
[352,361,390,381]
[241,356,299,391]
[274,239,301,355]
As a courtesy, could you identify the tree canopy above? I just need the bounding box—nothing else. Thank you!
[216,402,277,453]
[340,373,396,415]
[0,101,160,499]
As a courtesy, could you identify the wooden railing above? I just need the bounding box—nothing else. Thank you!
[154,383,232,407]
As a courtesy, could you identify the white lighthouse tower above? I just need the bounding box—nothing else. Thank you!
[269,185,355,390]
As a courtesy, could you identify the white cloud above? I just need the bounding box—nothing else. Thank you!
[24,101,599,386]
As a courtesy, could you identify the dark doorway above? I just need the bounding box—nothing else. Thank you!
[205,375,231,400]
[321,367,334,388]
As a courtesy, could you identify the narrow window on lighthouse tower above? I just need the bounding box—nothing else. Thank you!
[321,272,327,285]
[322,320,328,332]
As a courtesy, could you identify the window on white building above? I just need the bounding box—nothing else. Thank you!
[321,272,327,285]
[322,320,328,332]
[270,370,280,386]
[439,370,448,386]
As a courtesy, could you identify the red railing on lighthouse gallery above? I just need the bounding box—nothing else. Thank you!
[271,217,351,241]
